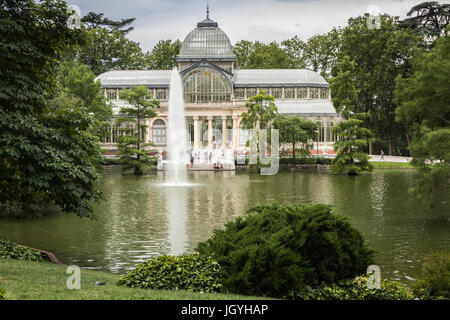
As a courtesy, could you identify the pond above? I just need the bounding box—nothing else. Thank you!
[0,170,449,285]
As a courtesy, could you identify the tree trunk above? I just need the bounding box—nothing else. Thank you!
[406,132,412,157]
[388,134,393,156]
[292,140,296,165]
[369,140,373,155]
[137,116,141,161]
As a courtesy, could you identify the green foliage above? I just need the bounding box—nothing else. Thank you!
[0,238,43,262]
[241,90,278,130]
[233,41,291,69]
[278,157,332,166]
[77,28,147,75]
[0,288,4,299]
[0,0,103,218]
[400,1,450,42]
[301,28,343,80]
[117,253,223,293]
[196,203,375,298]
[339,13,423,155]
[146,39,182,70]
[412,252,450,299]
[329,56,358,114]
[117,86,159,175]
[330,57,373,175]
[301,275,413,300]
[395,35,450,208]
[82,12,136,34]
[274,115,318,164]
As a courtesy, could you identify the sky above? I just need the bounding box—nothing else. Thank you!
[68,0,431,52]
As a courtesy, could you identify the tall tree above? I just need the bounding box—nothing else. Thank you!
[146,39,182,70]
[233,41,290,69]
[281,35,307,68]
[241,90,278,130]
[117,86,159,175]
[303,28,342,80]
[82,12,135,34]
[0,0,103,218]
[77,28,147,75]
[395,33,450,208]
[339,14,422,155]
[400,1,450,42]
[331,111,373,176]
[330,55,372,175]
[274,115,317,164]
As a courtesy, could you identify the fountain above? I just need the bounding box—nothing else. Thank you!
[166,67,188,185]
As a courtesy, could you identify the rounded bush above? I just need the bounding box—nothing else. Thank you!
[412,251,450,299]
[301,275,413,300]
[0,238,43,262]
[0,288,5,300]
[196,203,375,298]
[117,253,223,293]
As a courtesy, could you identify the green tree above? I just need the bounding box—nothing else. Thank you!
[53,60,112,121]
[303,28,342,80]
[400,1,450,42]
[395,34,450,208]
[330,56,372,175]
[274,115,318,164]
[281,35,307,68]
[82,12,135,34]
[339,14,423,155]
[241,90,278,130]
[233,41,290,69]
[77,28,147,75]
[117,86,159,175]
[0,0,103,218]
[146,39,182,70]
[50,60,112,140]
[331,112,373,176]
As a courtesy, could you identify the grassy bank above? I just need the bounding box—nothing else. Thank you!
[0,258,266,300]
[370,161,413,169]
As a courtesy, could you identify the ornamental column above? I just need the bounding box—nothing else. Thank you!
[232,115,239,151]
[207,116,214,149]
[193,116,200,150]
[222,115,227,150]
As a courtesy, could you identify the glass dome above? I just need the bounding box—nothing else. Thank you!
[183,66,231,102]
[179,26,235,59]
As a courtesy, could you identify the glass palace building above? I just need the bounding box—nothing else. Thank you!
[96,14,340,154]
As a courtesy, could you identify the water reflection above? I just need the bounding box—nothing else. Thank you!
[0,170,448,282]
[166,185,188,255]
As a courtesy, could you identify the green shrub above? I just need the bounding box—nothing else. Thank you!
[279,157,332,166]
[117,253,223,293]
[412,251,450,299]
[196,203,375,298]
[300,275,413,300]
[0,288,5,300]
[0,238,43,262]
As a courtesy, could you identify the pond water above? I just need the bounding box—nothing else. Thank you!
[0,170,449,284]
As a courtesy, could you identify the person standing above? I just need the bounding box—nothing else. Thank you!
[380,149,385,161]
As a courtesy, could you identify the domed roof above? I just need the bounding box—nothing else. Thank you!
[178,17,235,60]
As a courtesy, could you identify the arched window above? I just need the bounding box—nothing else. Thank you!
[183,67,231,103]
[152,119,166,144]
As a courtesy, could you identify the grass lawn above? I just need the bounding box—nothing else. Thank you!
[0,258,267,300]
[370,161,414,169]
